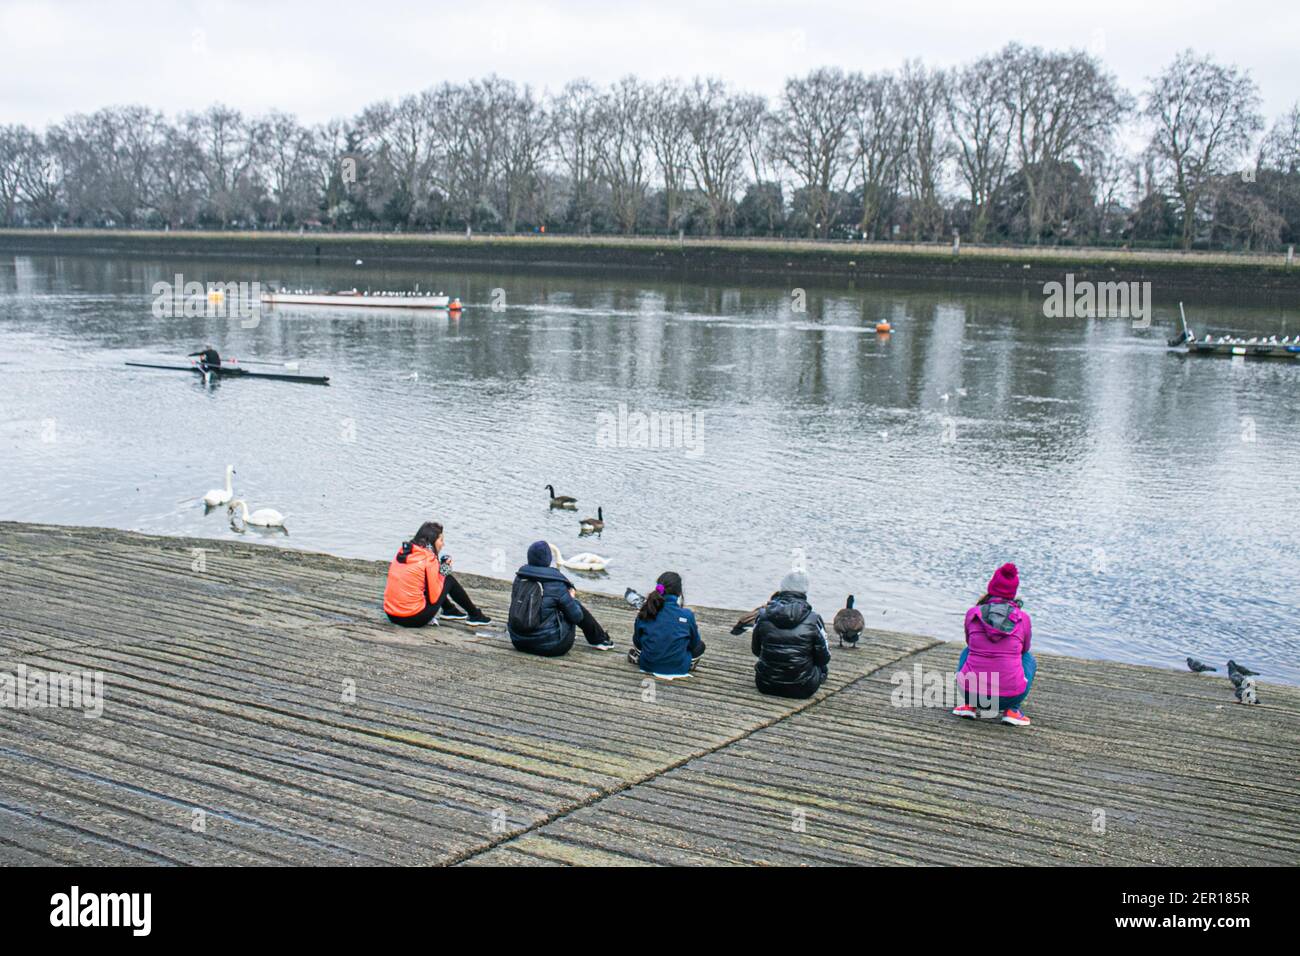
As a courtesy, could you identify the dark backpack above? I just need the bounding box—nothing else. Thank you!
[508,576,545,633]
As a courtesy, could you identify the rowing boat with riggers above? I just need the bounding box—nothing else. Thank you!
[1167,301,1299,361]
[260,289,462,311]
[125,361,331,385]
[1184,339,1300,360]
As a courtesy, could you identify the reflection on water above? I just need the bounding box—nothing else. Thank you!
[2,253,1298,683]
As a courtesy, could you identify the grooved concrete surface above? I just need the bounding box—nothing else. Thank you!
[1,523,1295,866]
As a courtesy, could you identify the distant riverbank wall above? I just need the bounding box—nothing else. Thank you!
[2,229,1298,299]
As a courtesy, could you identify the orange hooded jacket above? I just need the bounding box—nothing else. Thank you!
[383,543,445,617]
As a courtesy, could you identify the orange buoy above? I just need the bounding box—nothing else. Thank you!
[449,297,462,313]
[875,321,892,334]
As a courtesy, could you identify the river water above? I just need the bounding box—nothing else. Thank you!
[2,252,1297,683]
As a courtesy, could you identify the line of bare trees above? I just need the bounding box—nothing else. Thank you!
[2,45,1297,250]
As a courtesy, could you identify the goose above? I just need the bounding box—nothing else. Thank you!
[548,542,609,573]
[228,498,288,530]
[579,507,604,534]
[729,606,763,636]
[545,484,578,510]
[203,465,235,509]
[833,594,865,648]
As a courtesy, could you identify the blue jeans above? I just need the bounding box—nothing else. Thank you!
[956,648,1036,711]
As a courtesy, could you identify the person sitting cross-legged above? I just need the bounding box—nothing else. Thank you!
[507,540,614,656]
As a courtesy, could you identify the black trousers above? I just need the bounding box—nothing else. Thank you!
[386,573,479,628]
[514,604,609,656]
[756,665,828,700]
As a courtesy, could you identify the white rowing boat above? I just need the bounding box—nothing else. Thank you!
[260,289,461,310]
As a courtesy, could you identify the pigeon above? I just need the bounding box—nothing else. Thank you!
[1227,660,1260,678]
[1186,657,1217,673]
[623,587,645,610]
[833,594,865,648]
[729,607,762,636]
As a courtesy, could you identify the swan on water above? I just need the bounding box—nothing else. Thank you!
[548,542,609,572]
[228,498,288,529]
[203,465,235,509]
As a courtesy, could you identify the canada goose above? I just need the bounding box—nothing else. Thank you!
[729,607,763,636]
[228,498,288,530]
[545,484,578,509]
[833,594,865,648]
[203,465,235,509]
[579,507,604,534]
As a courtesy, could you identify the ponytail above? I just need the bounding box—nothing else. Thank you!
[638,571,683,621]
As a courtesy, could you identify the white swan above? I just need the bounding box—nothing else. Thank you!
[548,542,610,573]
[203,465,235,508]
[228,498,288,529]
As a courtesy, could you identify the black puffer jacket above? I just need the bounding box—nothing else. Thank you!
[752,591,830,696]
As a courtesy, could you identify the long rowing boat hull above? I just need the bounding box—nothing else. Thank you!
[261,293,452,309]
[1183,343,1300,360]
[125,362,331,385]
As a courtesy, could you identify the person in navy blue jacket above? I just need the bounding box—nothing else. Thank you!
[628,572,705,677]
[508,541,613,656]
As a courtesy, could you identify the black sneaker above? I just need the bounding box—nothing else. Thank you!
[626,647,641,665]
[439,607,468,621]
[589,638,615,651]
[466,610,492,627]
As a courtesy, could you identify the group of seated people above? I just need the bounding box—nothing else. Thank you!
[382,521,1036,723]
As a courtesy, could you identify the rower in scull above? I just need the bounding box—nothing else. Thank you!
[187,345,221,383]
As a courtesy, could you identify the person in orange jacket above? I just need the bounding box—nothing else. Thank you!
[383,521,491,627]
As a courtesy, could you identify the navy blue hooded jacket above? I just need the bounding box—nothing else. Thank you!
[633,594,705,677]
[508,564,583,654]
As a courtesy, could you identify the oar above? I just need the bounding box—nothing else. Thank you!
[228,358,301,372]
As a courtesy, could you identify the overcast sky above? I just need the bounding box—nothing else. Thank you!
[2,0,1297,129]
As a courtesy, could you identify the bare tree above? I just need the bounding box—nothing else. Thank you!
[1001,43,1130,243]
[645,80,692,233]
[552,79,603,234]
[359,90,441,227]
[1260,104,1299,174]
[899,60,950,240]
[946,54,1013,242]
[0,125,31,225]
[495,80,550,233]
[1144,50,1264,250]
[184,105,263,227]
[594,77,652,234]
[851,72,906,238]
[261,111,319,227]
[772,67,860,238]
[682,77,752,235]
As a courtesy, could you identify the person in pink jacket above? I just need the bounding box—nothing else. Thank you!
[952,563,1037,727]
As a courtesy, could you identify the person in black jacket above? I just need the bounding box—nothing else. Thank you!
[751,570,830,699]
[508,541,613,656]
